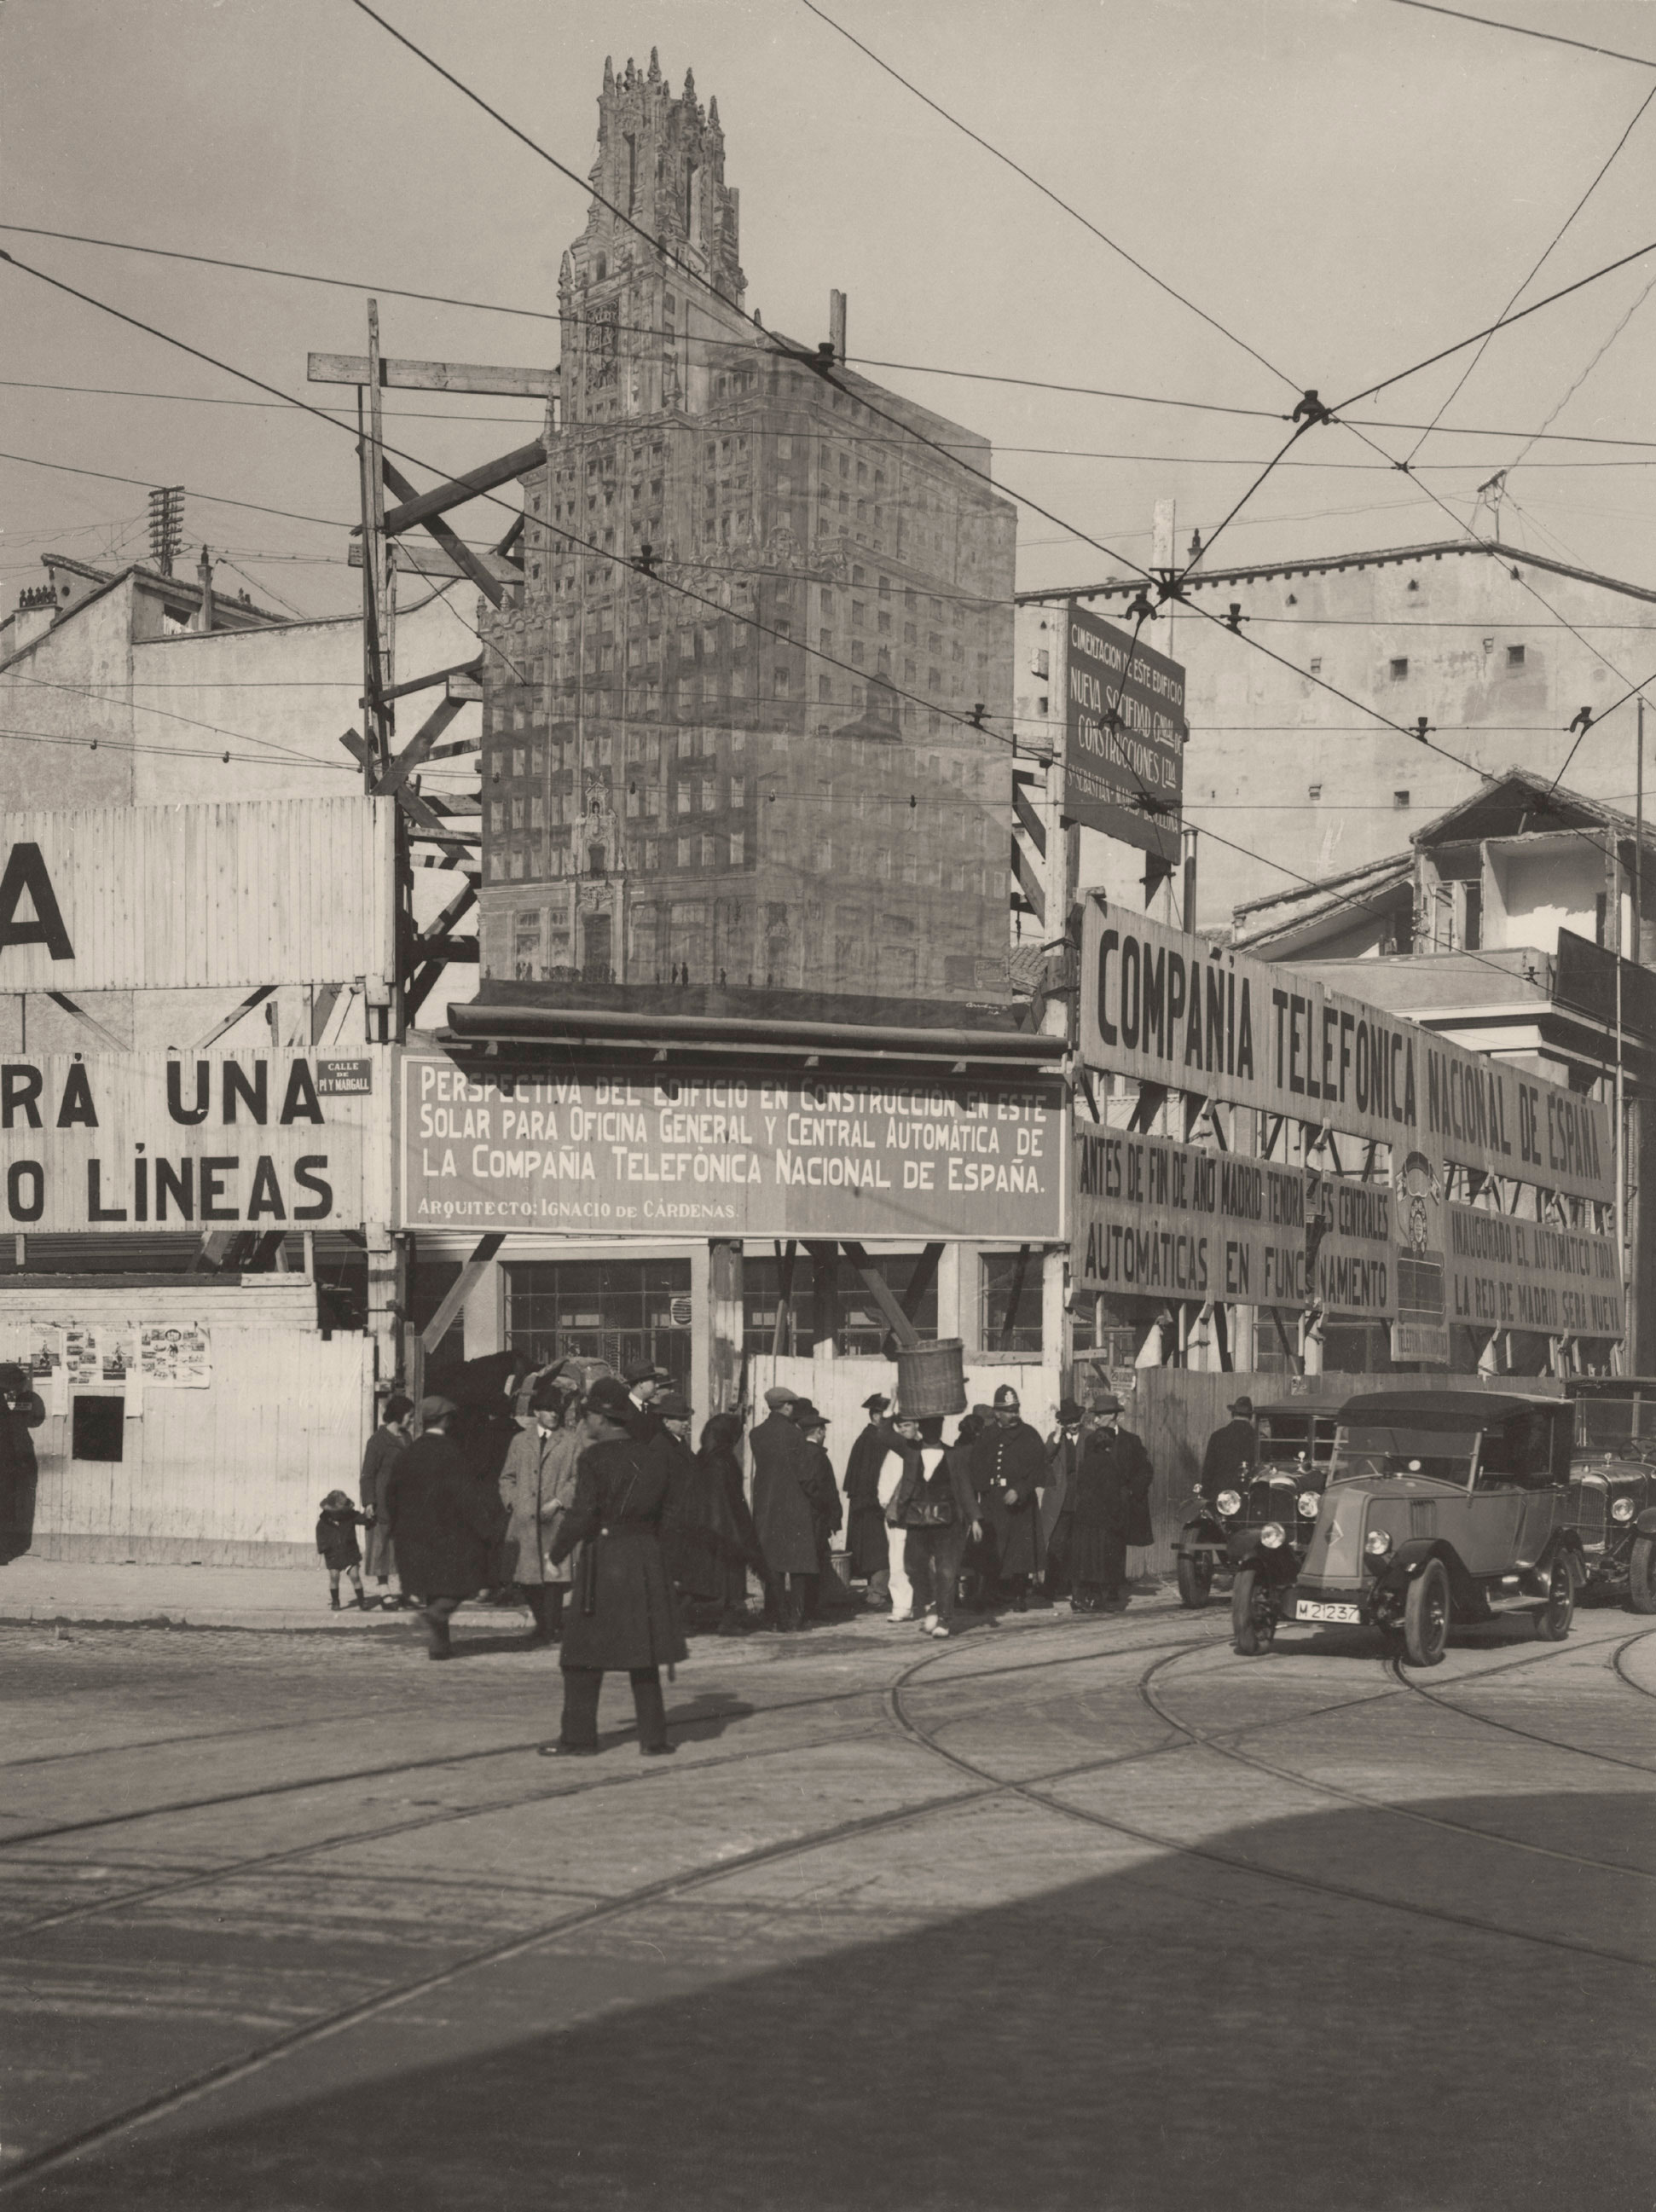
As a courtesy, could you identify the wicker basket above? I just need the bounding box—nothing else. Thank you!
[895,1337,967,1417]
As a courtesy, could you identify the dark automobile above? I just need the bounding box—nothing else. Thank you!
[1565,1379,1656,1613]
[1230,1390,1585,1666]
[1174,1404,1337,1608]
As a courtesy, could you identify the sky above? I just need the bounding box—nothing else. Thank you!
[2,0,1654,625]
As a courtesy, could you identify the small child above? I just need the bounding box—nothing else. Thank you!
[316,1490,371,1610]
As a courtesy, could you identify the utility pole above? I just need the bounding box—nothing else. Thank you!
[357,298,395,787]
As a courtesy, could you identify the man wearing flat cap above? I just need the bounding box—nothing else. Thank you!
[749,1385,816,1629]
[968,1384,1048,1611]
[498,1375,582,1644]
[384,1397,507,1659]
[1200,1394,1258,1503]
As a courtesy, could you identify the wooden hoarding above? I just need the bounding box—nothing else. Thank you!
[0,798,397,992]
[1079,904,1613,1206]
[1,1052,370,1230]
[398,1051,1063,1240]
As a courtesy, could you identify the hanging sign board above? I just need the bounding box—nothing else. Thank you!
[0,1054,368,1230]
[398,1052,1063,1240]
[1078,904,1613,1205]
[1445,1204,1624,1341]
[1062,605,1185,855]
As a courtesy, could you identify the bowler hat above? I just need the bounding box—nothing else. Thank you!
[861,1393,890,1414]
[0,1364,28,1395]
[586,1376,636,1422]
[793,1403,826,1429]
[418,1394,457,1422]
[1057,1398,1085,1426]
[657,1390,692,1420]
[763,1385,797,1410]
[993,1385,1020,1410]
[1229,1395,1255,1418]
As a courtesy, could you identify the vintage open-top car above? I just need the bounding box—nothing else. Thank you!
[1230,1390,1586,1665]
[1565,1379,1656,1613]
[1174,1403,1337,1608]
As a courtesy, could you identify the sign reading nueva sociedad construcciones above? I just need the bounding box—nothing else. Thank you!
[398,1051,1063,1239]
[1078,905,1613,1206]
[1062,605,1186,857]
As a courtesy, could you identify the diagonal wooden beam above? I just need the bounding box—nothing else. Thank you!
[367,657,483,708]
[382,456,505,608]
[420,1233,504,1352]
[900,1243,944,1324]
[840,1242,921,1350]
[377,441,546,536]
[374,692,466,799]
[997,1244,1034,1352]
[309,352,556,397]
[338,727,473,865]
[771,1240,797,1358]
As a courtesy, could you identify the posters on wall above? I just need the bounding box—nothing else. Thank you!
[0,1320,211,1412]
[138,1324,212,1388]
[1078,905,1614,1207]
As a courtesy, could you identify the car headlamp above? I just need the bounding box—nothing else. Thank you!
[1364,1529,1393,1557]
[1215,1489,1242,1518]
[1259,1521,1286,1549]
[1296,1491,1320,1519]
[1611,1496,1636,1524]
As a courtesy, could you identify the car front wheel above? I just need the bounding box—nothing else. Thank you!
[1231,1566,1276,1656]
[1176,1552,1214,1609]
[1534,1556,1576,1642]
[1401,1558,1450,1667]
[1629,1535,1656,1616]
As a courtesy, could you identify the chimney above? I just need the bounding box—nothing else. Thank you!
[196,545,216,633]
[829,288,847,365]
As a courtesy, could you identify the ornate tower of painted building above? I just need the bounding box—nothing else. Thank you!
[560,51,746,429]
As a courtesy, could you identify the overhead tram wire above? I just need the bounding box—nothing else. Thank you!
[796,0,1299,396]
[1401,79,1656,467]
[1387,0,1656,71]
[9,227,1656,451]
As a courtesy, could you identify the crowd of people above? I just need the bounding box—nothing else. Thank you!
[331,1352,1161,1753]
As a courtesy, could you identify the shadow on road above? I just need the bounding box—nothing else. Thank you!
[8,1787,1647,2212]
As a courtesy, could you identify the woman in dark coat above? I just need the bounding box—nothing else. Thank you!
[698,1411,767,1633]
[1058,1396,1155,1612]
[0,1363,46,1564]
[359,1393,413,1604]
[384,1398,507,1657]
[541,1378,692,1757]
[842,1393,895,1597]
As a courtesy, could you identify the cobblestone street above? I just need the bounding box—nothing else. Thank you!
[2,1595,1651,2209]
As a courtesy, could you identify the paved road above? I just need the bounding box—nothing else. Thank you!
[1,1596,1652,2209]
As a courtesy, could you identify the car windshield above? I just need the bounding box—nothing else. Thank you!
[1333,1425,1480,1483]
[1575,1398,1656,1456]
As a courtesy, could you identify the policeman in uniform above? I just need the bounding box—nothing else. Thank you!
[968,1383,1047,1610]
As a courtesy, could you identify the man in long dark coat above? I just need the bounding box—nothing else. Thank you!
[969,1384,1047,1611]
[1058,1393,1155,1611]
[541,1378,691,1757]
[842,1393,894,1607]
[1041,1397,1087,1603]
[1200,1395,1258,1502]
[749,1385,818,1630]
[384,1398,506,1659]
[0,1362,46,1564]
[794,1404,854,1619]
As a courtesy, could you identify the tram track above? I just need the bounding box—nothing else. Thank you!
[0,1616,1216,2197]
[886,1629,1656,1974]
[0,1617,1227,1942]
[1132,1632,1656,1885]
[1381,1624,1656,1775]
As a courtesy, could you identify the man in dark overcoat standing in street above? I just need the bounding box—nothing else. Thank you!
[749,1385,819,1630]
[541,1377,690,1757]
[1040,1397,1087,1603]
[969,1384,1047,1610]
[1058,1393,1155,1611]
[1200,1395,1259,1502]
[384,1397,507,1659]
[842,1393,893,1607]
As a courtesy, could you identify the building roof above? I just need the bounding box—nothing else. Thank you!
[1230,848,1413,949]
[38,552,287,628]
[1016,538,1656,611]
